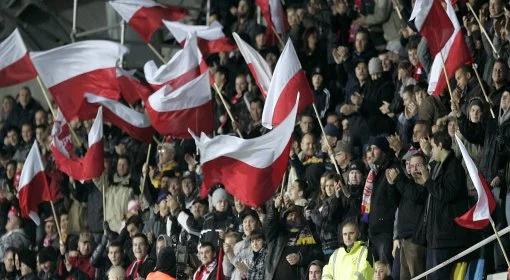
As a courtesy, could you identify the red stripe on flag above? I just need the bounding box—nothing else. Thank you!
[0,54,37,87]
[49,68,120,120]
[51,141,104,181]
[271,70,314,125]
[146,100,214,138]
[419,0,455,56]
[129,6,188,43]
[18,172,50,218]
[200,141,291,207]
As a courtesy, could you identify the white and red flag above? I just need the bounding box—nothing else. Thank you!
[146,72,214,138]
[85,93,155,143]
[454,134,496,229]
[232,32,272,96]
[191,96,298,207]
[163,20,236,55]
[144,34,207,91]
[51,108,104,181]
[117,68,152,104]
[0,28,37,87]
[18,142,55,225]
[30,40,128,121]
[410,0,471,95]
[255,0,288,35]
[261,40,314,129]
[109,0,188,43]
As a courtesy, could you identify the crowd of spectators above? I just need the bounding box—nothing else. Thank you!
[1,0,510,279]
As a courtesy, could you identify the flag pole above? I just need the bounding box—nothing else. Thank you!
[147,43,166,64]
[472,63,496,118]
[140,143,152,195]
[489,216,510,268]
[466,3,500,59]
[36,76,83,148]
[34,143,63,241]
[312,103,343,184]
[439,52,454,100]
[213,83,244,138]
[71,0,78,42]
[270,25,285,49]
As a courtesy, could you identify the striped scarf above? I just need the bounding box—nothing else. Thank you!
[360,169,376,223]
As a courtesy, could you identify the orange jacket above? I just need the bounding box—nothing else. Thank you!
[146,271,176,280]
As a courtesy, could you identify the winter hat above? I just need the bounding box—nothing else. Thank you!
[324,124,341,138]
[369,136,391,154]
[156,191,169,204]
[368,57,383,75]
[212,188,229,206]
[127,200,140,213]
[18,249,37,271]
[347,160,366,174]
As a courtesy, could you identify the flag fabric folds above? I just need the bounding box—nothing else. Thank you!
[51,108,105,181]
[454,135,496,229]
[146,72,214,138]
[144,34,207,91]
[410,0,471,95]
[109,0,187,43]
[84,93,155,143]
[18,142,53,225]
[232,32,272,96]
[261,40,314,129]
[191,96,299,207]
[117,68,152,104]
[30,40,128,121]
[0,28,37,87]
[255,0,288,35]
[163,20,236,54]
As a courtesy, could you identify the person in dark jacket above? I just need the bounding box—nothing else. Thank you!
[18,249,40,280]
[264,201,323,280]
[0,247,18,279]
[200,188,237,249]
[386,152,428,279]
[421,131,472,280]
[363,136,400,267]
[147,246,177,280]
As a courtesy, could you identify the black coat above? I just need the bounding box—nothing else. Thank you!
[393,176,428,239]
[424,152,472,249]
[368,159,400,237]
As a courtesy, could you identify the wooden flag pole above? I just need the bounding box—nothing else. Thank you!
[439,52,454,101]
[147,43,166,64]
[140,143,152,195]
[472,63,496,118]
[466,3,500,59]
[213,83,244,138]
[312,103,343,186]
[489,216,510,268]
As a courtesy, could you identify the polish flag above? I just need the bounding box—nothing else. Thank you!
[85,93,155,143]
[50,111,75,159]
[30,40,128,121]
[0,28,37,87]
[117,68,152,104]
[410,0,471,95]
[410,0,454,56]
[232,32,272,96]
[261,40,314,129]
[191,96,299,207]
[146,72,214,138]
[163,20,236,55]
[144,34,207,91]
[255,0,288,35]
[51,108,104,181]
[454,134,496,229]
[18,142,54,225]
[109,0,188,43]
